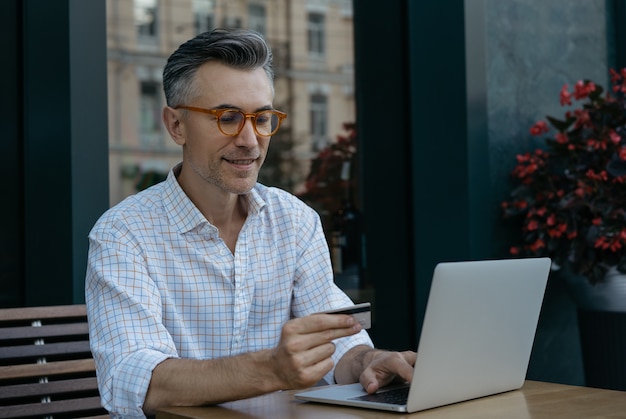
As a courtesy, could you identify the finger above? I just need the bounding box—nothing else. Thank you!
[273,342,336,389]
[393,352,415,383]
[293,313,359,334]
[282,315,361,352]
[359,352,415,394]
[294,341,337,369]
[360,371,381,394]
[292,354,335,389]
[402,350,418,367]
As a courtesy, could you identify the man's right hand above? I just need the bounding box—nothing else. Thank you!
[270,313,363,389]
[143,313,362,414]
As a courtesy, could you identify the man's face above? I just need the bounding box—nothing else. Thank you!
[175,61,274,196]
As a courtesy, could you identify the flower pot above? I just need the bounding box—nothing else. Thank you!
[576,308,626,391]
[562,268,626,391]
[563,267,626,312]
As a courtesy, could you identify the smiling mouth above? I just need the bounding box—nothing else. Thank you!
[225,158,255,165]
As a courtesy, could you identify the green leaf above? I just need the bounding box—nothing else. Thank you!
[546,115,575,132]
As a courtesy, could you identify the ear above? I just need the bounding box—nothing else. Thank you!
[162,106,186,145]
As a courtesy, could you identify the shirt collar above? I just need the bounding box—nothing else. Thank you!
[161,163,267,234]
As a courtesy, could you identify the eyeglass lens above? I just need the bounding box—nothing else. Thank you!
[218,111,280,136]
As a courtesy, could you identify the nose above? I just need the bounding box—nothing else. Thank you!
[233,117,259,147]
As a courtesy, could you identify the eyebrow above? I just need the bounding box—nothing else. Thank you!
[214,103,275,112]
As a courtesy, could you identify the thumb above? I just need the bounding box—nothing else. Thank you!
[359,369,381,394]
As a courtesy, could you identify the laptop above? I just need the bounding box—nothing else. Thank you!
[295,257,551,413]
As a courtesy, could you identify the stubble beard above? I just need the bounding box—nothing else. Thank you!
[191,158,260,195]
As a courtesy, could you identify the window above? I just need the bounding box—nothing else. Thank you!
[135,0,158,40]
[139,81,162,148]
[109,0,355,214]
[310,93,328,150]
[248,4,266,36]
[307,12,325,56]
[193,0,215,34]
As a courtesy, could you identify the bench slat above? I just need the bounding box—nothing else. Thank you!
[0,376,99,400]
[0,340,91,361]
[1,322,89,340]
[0,305,87,322]
[0,357,96,380]
[0,395,104,419]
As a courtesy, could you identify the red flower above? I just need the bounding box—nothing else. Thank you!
[610,68,622,83]
[610,69,626,93]
[526,219,539,231]
[586,138,606,150]
[594,235,624,252]
[573,80,596,100]
[547,223,567,238]
[555,132,568,144]
[609,130,621,144]
[560,84,572,106]
[528,239,545,252]
[573,109,591,128]
[586,169,608,181]
[530,120,549,136]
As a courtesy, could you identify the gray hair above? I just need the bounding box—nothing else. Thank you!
[163,28,274,107]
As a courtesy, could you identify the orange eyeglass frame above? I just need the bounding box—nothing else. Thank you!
[176,105,287,137]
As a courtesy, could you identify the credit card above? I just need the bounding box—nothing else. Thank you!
[319,302,371,329]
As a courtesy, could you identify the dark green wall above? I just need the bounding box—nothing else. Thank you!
[1,0,109,307]
[353,0,415,350]
[354,0,492,353]
[0,0,23,307]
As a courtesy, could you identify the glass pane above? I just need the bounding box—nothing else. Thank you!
[193,0,215,34]
[135,0,158,38]
[307,12,325,55]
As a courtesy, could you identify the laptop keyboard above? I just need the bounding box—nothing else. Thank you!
[349,386,410,405]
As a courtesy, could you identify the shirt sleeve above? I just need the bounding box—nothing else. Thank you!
[290,205,374,384]
[85,219,177,418]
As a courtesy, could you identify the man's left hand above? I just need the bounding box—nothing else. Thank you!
[335,345,416,393]
[359,350,416,394]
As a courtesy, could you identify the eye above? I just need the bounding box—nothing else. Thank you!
[256,112,271,125]
[219,111,243,125]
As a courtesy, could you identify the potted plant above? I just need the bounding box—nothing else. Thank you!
[297,122,358,219]
[297,123,366,290]
[502,68,626,284]
[501,68,626,391]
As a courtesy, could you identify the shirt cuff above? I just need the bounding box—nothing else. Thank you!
[325,329,374,385]
[109,349,174,418]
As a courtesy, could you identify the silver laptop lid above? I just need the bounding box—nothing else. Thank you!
[407,257,550,412]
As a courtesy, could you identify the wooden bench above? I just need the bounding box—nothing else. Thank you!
[0,304,108,418]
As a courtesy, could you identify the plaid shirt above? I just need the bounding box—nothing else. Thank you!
[85,164,372,418]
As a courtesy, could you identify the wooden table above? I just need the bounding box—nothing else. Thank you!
[156,380,626,419]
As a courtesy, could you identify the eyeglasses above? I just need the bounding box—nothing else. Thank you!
[176,106,287,137]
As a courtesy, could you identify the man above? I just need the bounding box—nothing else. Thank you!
[86,28,415,418]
